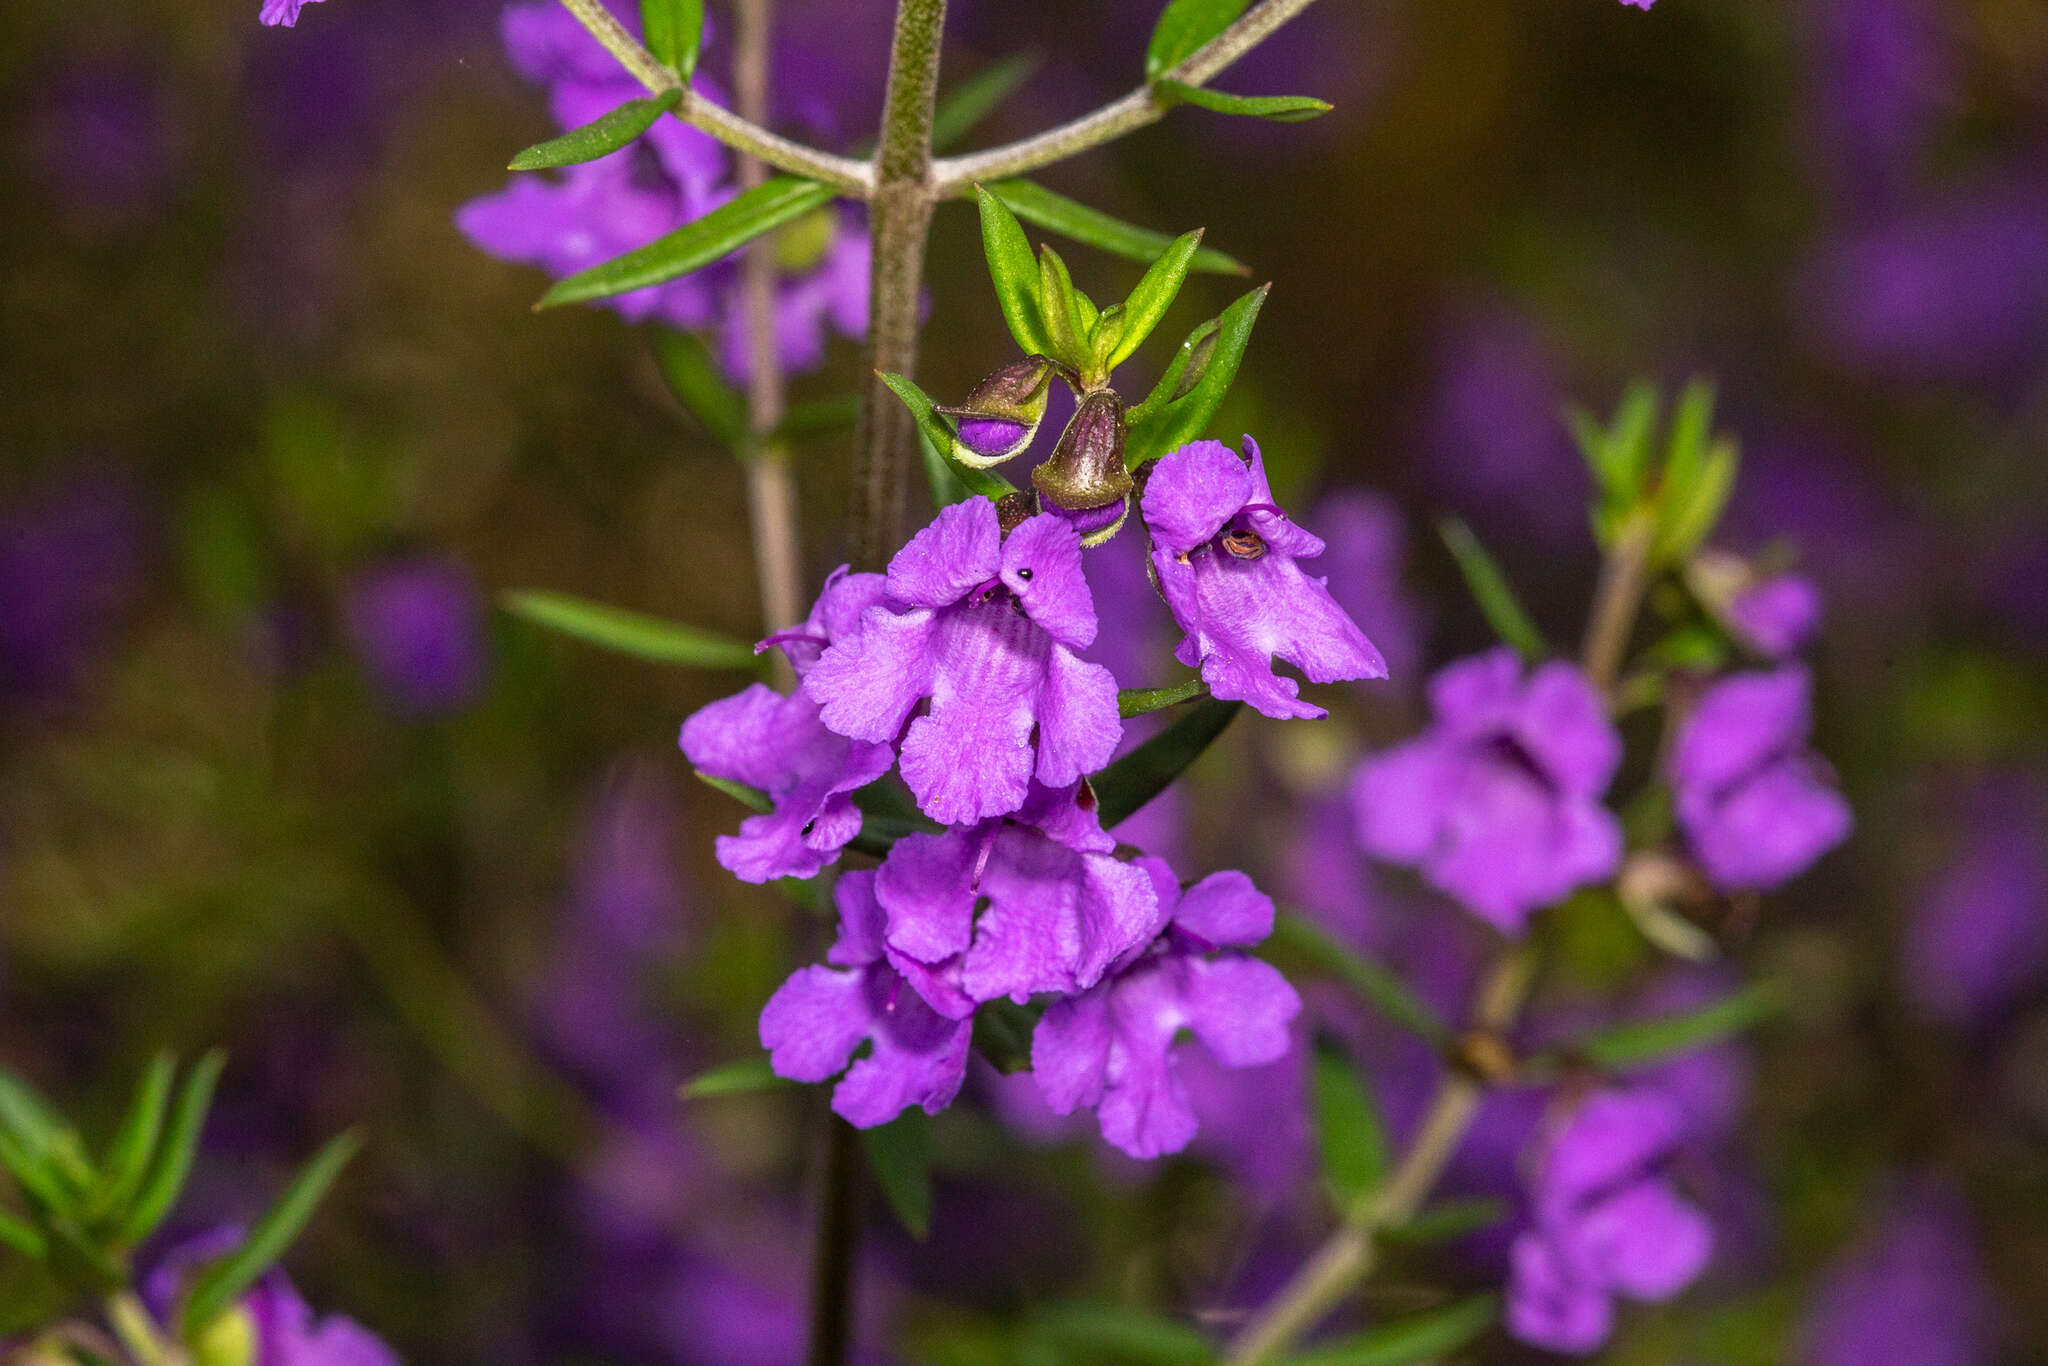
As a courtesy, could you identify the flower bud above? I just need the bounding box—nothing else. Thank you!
[936,357,1058,466]
[188,1304,258,1366]
[1031,390,1132,548]
[995,490,1038,536]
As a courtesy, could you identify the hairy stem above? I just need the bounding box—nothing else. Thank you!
[735,0,804,678]
[1225,525,1658,1363]
[555,0,871,194]
[930,0,1326,191]
[848,0,947,573]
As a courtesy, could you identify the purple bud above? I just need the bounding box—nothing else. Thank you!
[1031,390,1133,547]
[1043,496,1130,545]
[937,357,1058,466]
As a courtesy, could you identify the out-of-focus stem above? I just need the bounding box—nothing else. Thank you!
[105,1292,183,1366]
[1581,512,1655,693]
[806,1115,863,1366]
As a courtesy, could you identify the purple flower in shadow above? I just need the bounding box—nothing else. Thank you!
[340,557,488,717]
[806,500,1121,826]
[1140,438,1387,720]
[1353,648,1622,932]
[1901,778,2048,1030]
[1506,1089,1713,1355]
[681,566,896,882]
[1800,1185,1996,1366]
[1031,859,1301,1160]
[146,1228,398,1365]
[1670,666,1851,892]
[1726,571,1823,659]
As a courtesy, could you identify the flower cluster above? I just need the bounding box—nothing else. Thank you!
[688,430,1390,1156]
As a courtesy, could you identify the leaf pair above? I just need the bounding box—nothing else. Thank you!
[1145,0,1332,122]
[1567,378,1741,568]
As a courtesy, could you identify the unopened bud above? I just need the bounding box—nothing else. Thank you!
[1032,390,1132,547]
[937,357,1058,466]
[995,490,1038,535]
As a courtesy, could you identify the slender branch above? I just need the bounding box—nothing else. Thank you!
[735,0,805,680]
[555,0,872,195]
[806,1116,864,1366]
[930,0,1326,192]
[1225,524,1660,1363]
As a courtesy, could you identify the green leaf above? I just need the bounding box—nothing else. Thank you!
[920,430,975,509]
[1126,316,1221,427]
[860,1110,934,1241]
[1124,285,1268,467]
[539,176,834,309]
[1037,245,1086,364]
[1146,0,1255,78]
[0,1209,47,1261]
[1153,80,1332,122]
[119,1051,224,1247]
[1093,699,1241,829]
[0,1073,94,1200]
[879,372,1020,500]
[501,590,759,669]
[1025,1303,1213,1364]
[1653,438,1739,567]
[95,1053,175,1220]
[640,0,704,79]
[984,179,1247,275]
[695,770,772,813]
[649,327,747,451]
[0,1127,71,1216]
[1571,985,1776,1070]
[974,185,1054,355]
[1381,1197,1508,1247]
[1266,913,1450,1046]
[1109,230,1204,370]
[1311,1044,1387,1213]
[1436,518,1546,660]
[680,1057,793,1099]
[932,54,1039,151]
[1117,677,1208,718]
[180,1130,362,1338]
[1088,303,1129,376]
[508,90,681,171]
[1280,1295,1497,1366]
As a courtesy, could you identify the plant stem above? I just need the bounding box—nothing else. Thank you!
[806,1115,864,1366]
[1224,524,1659,1363]
[848,0,948,573]
[735,0,804,679]
[106,1292,185,1366]
[554,0,871,195]
[930,0,1326,192]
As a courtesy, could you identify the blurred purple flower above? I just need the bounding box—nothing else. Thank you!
[260,0,329,27]
[1902,779,2048,1029]
[0,469,148,704]
[1506,1089,1713,1355]
[146,1228,398,1365]
[1727,571,1823,659]
[1353,648,1622,932]
[806,501,1121,826]
[1670,666,1850,892]
[1799,0,1956,199]
[1311,489,1425,685]
[681,567,896,882]
[1032,859,1300,1159]
[1140,437,1387,720]
[1800,1187,1996,1366]
[340,557,488,717]
[28,62,180,227]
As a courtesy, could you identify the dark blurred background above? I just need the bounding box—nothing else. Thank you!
[2,0,2045,1360]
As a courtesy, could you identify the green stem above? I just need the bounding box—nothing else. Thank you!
[106,1292,185,1366]
[929,0,1327,192]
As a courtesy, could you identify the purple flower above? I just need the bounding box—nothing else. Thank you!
[1901,782,2048,1029]
[340,557,488,717]
[1506,1090,1713,1355]
[146,1229,398,1365]
[758,869,971,1128]
[1619,0,1654,8]
[1726,571,1823,659]
[806,500,1121,826]
[1800,1187,1995,1366]
[1352,648,1623,932]
[1140,438,1387,720]
[1799,0,1956,198]
[1031,859,1301,1159]
[681,567,896,882]
[1670,666,1851,892]
[260,0,328,27]
[870,781,1162,1017]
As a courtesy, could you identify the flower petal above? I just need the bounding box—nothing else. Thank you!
[886,497,1001,609]
[1140,441,1254,554]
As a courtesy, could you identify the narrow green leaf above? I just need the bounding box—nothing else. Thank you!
[96,1053,176,1219]
[501,590,759,669]
[1124,285,1268,467]
[1571,985,1776,1070]
[1606,381,1662,504]
[1280,1295,1497,1366]
[539,176,833,309]
[1026,1303,1213,1364]
[1037,246,1085,364]
[0,1209,47,1261]
[1093,699,1241,829]
[860,1110,934,1240]
[1312,1044,1387,1213]
[1108,230,1204,370]
[695,770,772,813]
[1088,303,1129,375]
[1661,377,1718,504]
[680,1057,793,1099]
[1126,315,1222,428]
[879,372,1020,500]
[1382,1197,1508,1247]
[932,54,1039,151]
[1117,677,1208,718]
[1436,518,1546,660]
[180,1130,362,1337]
[1653,439,1740,567]
[640,0,705,79]
[1267,913,1451,1046]
[974,185,1054,355]
[1153,80,1332,122]
[508,90,680,171]
[984,179,1247,275]
[920,430,975,509]
[120,1051,224,1246]
[1146,0,1255,78]
[0,1127,71,1215]
[649,327,747,451]
[0,1072,71,1160]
